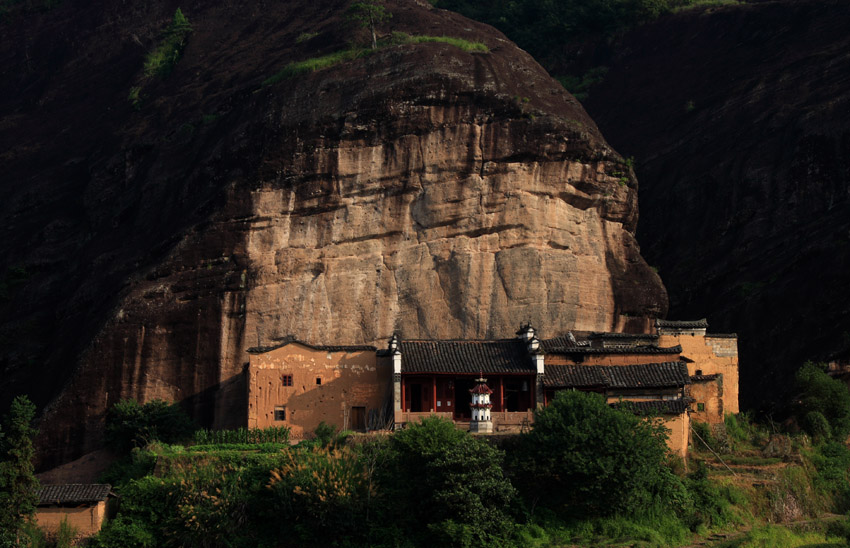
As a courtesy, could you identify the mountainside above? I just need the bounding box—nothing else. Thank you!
[573,0,850,409]
[0,0,665,466]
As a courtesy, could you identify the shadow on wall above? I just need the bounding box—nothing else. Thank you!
[180,367,248,430]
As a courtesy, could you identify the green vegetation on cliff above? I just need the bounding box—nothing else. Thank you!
[0,396,39,548]
[263,33,487,86]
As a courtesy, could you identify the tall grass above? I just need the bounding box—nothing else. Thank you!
[263,33,487,86]
[263,49,370,85]
[193,425,290,445]
[723,524,844,548]
[671,0,741,13]
[393,33,489,52]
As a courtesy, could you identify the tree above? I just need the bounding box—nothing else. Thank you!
[511,390,683,517]
[105,399,196,453]
[348,0,391,49]
[795,362,850,441]
[0,395,39,548]
[381,417,516,547]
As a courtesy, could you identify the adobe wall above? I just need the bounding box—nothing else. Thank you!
[663,412,689,458]
[688,377,724,424]
[36,501,106,537]
[247,344,391,439]
[658,333,739,414]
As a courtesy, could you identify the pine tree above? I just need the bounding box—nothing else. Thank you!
[0,395,39,548]
[348,0,391,50]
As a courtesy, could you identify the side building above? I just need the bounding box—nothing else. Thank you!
[246,337,392,440]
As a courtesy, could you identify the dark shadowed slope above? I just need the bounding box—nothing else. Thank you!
[578,0,850,410]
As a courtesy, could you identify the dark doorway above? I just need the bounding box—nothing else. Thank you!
[454,378,475,420]
[504,381,520,411]
[409,383,423,412]
[351,406,366,431]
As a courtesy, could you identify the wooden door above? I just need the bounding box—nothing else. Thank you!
[351,406,366,432]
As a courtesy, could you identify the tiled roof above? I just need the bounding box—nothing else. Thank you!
[656,318,708,329]
[247,336,376,354]
[610,399,690,415]
[543,343,682,355]
[605,362,691,388]
[399,340,534,374]
[706,333,738,339]
[38,484,112,505]
[690,373,721,382]
[544,362,690,389]
[540,334,581,351]
[588,332,658,340]
[543,364,607,388]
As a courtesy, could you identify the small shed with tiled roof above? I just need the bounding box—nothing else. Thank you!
[36,484,114,538]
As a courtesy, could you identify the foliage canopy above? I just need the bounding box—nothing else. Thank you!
[795,361,850,441]
[511,390,682,517]
[0,395,39,548]
[105,399,196,453]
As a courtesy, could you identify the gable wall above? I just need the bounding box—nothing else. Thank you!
[658,333,739,414]
[248,344,390,439]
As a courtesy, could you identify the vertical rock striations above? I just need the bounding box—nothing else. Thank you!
[0,0,665,465]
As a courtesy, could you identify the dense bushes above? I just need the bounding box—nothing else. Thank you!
[795,362,850,441]
[0,395,39,548]
[105,399,196,452]
[92,385,850,547]
[381,417,517,547]
[510,391,680,518]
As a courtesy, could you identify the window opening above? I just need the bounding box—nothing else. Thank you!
[274,406,286,421]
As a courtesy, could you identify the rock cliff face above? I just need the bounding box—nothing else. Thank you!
[571,0,850,409]
[0,0,665,465]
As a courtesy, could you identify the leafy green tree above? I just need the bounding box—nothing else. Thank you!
[511,390,683,517]
[795,362,850,441]
[0,395,39,548]
[380,417,516,547]
[348,0,391,49]
[105,399,196,453]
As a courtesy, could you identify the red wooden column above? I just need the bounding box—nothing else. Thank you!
[432,377,437,412]
[499,376,505,412]
[401,378,406,412]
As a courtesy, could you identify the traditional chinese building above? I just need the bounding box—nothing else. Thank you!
[246,319,738,456]
[388,333,542,432]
